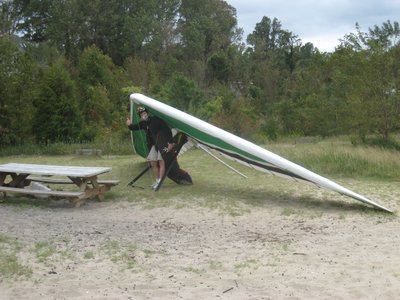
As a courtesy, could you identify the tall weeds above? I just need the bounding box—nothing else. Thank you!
[1,136,399,180]
[268,138,400,180]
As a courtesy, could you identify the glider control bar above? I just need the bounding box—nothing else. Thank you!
[197,143,248,178]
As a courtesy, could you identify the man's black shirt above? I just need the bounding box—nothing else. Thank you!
[128,116,173,151]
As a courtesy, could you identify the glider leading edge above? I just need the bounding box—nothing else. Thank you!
[129,93,392,213]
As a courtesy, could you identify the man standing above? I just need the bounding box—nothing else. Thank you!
[126,106,175,190]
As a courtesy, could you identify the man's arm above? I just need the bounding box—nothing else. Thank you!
[127,117,146,131]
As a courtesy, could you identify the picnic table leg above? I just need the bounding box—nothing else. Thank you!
[0,173,6,186]
[68,177,87,207]
[89,176,104,201]
[0,173,30,199]
[0,173,5,199]
[8,173,29,188]
[69,176,107,205]
[69,196,82,207]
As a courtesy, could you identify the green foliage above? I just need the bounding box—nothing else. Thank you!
[33,60,83,143]
[351,135,400,151]
[77,45,129,141]
[263,117,279,141]
[15,0,53,42]
[78,45,122,90]
[124,57,152,91]
[199,96,224,121]
[0,0,21,35]
[207,51,231,82]
[177,0,238,61]
[336,21,400,140]
[158,73,204,112]
[25,42,63,67]
[247,16,291,59]
[1,1,400,148]
[210,97,260,140]
[0,36,39,146]
[269,138,400,180]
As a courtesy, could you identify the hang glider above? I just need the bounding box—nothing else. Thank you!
[129,93,392,213]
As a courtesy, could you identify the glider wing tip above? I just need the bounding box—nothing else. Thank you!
[381,206,394,213]
[371,202,393,213]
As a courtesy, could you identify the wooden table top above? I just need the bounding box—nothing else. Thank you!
[0,163,111,178]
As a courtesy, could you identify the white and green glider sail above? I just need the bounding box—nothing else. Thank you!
[130,93,392,213]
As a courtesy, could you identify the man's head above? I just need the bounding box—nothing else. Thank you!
[137,106,149,120]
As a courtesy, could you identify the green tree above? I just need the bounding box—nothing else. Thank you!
[275,51,346,137]
[0,0,25,35]
[15,0,53,42]
[177,0,239,61]
[77,45,129,140]
[247,16,301,64]
[124,56,162,93]
[176,0,241,85]
[33,60,82,143]
[246,16,313,116]
[15,0,170,64]
[207,50,231,83]
[0,35,38,145]
[338,21,400,140]
[247,17,282,58]
[134,0,180,60]
[158,73,204,113]
[340,21,400,52]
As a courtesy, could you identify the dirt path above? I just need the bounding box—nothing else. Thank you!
[1,198,399,300]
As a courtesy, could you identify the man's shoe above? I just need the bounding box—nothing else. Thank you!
[152,178,162,191]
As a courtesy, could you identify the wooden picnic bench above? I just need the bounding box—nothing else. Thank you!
[27,176,120,187]
[0,163,119,207]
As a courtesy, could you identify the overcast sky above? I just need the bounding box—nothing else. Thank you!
[226,0,400,52]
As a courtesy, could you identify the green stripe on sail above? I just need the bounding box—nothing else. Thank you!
[148,108,268,165]
[130,103,149,158]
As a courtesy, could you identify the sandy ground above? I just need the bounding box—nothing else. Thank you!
[0,193,399,300]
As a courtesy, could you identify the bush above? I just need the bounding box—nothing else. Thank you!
[350,134,400,151]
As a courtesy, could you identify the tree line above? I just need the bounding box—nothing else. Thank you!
[1,0,399,148]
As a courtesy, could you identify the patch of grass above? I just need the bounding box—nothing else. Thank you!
[83,251,95,259]
[2,197,50,209]
[142,249,158,258]
[281,207,299,216]
[281,242,290,252]
[183,266,206,274]
[101,240,139,270]
[34,241,57,264]
[0,253,33,279]
[351,134,400,151]
[0,234,32,279]
[269,138,400,180]
[234,259,260,274]
[208,260,224,270]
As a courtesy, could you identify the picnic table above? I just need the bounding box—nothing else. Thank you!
[0,163,119,206]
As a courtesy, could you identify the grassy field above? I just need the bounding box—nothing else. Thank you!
[1,136,399,213]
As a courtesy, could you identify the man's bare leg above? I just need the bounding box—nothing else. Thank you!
[158,159,165,180]
[150,160,159,179]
